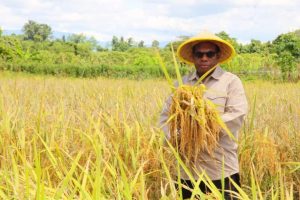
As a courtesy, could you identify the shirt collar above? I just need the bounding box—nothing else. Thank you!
[188,66,224,82]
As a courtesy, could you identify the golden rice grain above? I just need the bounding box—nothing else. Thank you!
[168,84,222,165]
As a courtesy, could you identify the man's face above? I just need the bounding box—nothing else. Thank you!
[192,42,220,76]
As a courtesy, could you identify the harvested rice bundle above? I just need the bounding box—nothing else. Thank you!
[168,84,222,164]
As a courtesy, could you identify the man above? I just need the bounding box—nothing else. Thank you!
[159,32,248,199]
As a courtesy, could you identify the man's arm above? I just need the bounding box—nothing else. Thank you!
[221,76,248,137]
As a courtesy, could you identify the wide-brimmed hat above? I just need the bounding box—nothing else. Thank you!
[177,31,236,65]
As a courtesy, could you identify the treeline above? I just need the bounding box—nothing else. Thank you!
[0,20,299,80]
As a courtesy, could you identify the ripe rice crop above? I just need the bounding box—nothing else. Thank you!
[0,72,299,199]
[169,84,222,165]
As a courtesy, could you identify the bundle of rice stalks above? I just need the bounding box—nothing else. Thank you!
[156,44,234,165]
[169,84,222,164]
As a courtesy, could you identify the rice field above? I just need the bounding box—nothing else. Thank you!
[0,72,299,199]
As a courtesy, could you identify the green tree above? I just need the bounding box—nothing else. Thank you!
[127,37,134,47]
[138,40,144,48]
[74,43,92,57]
[0,27,2,37]
[276,51,297,80]
[272,31,300,80]
[23,20,52,41]
[47,41,75,54]
[111,36,131,51]
[272,32,300,59]
[241,39,264,53]
[87,36,99,51]
[0,35,27,61]
[216,31,241,53]
[67,33,101,54]
[67,33,87,44]
[151,40,159,48]
[112,36,119,49]
[96,45,108,52]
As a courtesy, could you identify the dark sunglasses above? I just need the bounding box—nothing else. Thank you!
[193,51,217,59]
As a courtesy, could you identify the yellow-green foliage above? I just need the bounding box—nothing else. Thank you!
[0,73,299,199]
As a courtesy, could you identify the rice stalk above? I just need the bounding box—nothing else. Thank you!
[170,43,183,86]
[168,84,222,164]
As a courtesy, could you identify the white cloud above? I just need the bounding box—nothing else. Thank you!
[0,4,25,29]
[230,0,299,6]
[0,0,299,44]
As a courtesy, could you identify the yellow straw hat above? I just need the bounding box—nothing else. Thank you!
[177,31,236,65]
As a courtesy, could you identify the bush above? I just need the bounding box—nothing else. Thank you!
[276,51,298,80]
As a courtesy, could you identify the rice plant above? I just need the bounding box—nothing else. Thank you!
[0,72,299,199]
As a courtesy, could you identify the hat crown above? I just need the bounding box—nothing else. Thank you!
[194,31,221,40]
[177,31,236,65]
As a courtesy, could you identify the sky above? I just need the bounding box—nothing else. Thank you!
[0,0,299,46]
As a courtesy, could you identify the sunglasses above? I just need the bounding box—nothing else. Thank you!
[193,51,217,59]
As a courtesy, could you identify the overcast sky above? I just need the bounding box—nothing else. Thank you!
[0,0,299,45]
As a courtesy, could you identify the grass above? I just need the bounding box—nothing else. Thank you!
[0,73,299,199]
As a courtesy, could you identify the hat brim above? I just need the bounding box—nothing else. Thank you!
[177,36,236,65]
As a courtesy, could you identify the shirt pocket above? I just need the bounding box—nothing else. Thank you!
[205,95,227,114]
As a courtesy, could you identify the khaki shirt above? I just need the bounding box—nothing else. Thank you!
[159,66,248,180]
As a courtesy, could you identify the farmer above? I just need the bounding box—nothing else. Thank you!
[159,31,248,199]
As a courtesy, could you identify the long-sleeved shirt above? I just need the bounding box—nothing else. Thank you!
[159,66,248,180]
